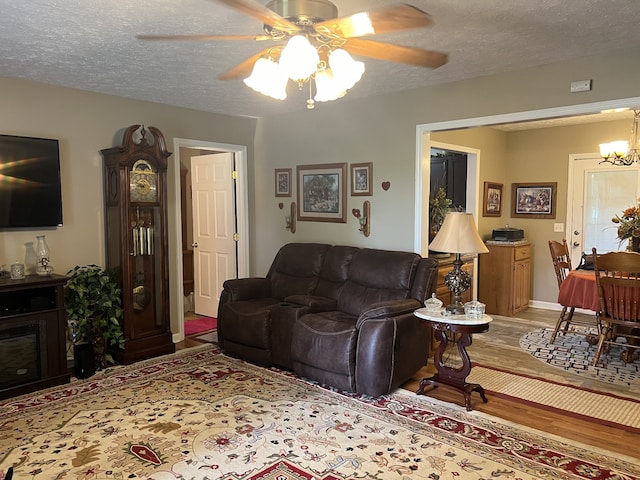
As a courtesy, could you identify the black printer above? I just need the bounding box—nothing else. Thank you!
[492,227,524,242]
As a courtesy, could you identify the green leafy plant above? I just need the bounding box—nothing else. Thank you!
[429,187,453,234]
[64,265,125,368]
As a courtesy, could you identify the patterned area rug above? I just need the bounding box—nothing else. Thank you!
[520,327,640,387]
[1,345,638,480]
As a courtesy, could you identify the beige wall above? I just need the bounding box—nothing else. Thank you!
[0,77,256,276]
[255,46,640,296]
[1,45,640,319]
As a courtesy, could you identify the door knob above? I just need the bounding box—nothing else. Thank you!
[574,230,580,235]
[192,242,198,248]
[573,241,580,247]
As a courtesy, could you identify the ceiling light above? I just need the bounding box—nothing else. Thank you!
[243,35,365,109]
[599,110,640,165]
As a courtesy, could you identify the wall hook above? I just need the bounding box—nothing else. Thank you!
[352,201,370,237]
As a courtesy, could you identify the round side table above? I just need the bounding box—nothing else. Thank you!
[414,307,492,411]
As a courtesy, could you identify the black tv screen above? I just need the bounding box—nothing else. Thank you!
[0,134,63,229]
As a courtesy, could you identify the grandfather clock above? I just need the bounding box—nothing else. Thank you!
[101,125,175,364]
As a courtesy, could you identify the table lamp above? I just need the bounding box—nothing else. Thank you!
[429,212,488,314]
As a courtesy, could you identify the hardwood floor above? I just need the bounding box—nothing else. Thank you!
[178,308,639,459]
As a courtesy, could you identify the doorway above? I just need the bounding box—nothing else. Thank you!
[170,138,249,343]
[567,153,640,264]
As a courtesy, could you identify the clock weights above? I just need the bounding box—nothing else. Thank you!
[101,125,175,364]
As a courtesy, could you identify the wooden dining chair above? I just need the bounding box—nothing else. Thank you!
[548,239,590,343]
[591,248,640,366]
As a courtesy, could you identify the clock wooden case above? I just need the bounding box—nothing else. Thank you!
[101,124,175,364]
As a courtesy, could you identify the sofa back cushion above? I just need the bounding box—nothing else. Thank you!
[268,243,331,300]
[338,249,421,316]
[314,245,360,300]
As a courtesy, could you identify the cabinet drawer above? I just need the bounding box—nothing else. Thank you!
[514,246,530,261]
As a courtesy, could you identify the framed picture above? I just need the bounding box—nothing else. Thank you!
[511,182,557,219]
[275,168,292,197]
[297,163,347,223]
[482,182,503,217]
[350,162,372,196]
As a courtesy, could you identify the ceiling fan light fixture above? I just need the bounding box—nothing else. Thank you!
[244,57,288,100]
[313,68,344,102]
[328,48,365,91]
[279,35,320,81]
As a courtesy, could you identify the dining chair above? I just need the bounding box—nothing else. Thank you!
[548,239,596,343]
[591,248,640,366]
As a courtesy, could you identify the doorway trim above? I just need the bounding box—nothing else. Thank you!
[170,138,249,343]
[415,96,640,254]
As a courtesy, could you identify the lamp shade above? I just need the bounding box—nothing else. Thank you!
[279,35,319,82]
[429,212,488,254]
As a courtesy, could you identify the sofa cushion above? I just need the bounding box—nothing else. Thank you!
[314,245,359,300]
[218,298,278,350]
[291,311,358,390]
[268,243,331,300]
[338,249,420,317]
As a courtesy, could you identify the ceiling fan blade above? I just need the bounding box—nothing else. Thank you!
[343,38,448,69]
[314,4,432,39]
[137,34,272,41]
[218,48,272,80]
[214,0,300,34]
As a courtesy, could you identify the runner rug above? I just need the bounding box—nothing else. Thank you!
[520,327,640,387]
[468,364,640,433]
[184,316,217,335]
[1,345,638,480]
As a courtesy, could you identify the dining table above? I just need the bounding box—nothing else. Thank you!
[557,269,600,312]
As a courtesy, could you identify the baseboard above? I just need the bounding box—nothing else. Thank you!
[529,300,593,316]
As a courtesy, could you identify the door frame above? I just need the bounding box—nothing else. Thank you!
[170,138,249,342]
[415,96,640,256]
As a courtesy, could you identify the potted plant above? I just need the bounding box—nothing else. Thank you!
[64,265,125,370]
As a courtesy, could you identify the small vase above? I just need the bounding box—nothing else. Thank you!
[35,235,51,275]
[24,241,37,275]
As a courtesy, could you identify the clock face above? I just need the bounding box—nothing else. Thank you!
[130,159,157,202]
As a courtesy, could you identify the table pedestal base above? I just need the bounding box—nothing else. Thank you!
[416,327,489,411]
[417,375,487,411]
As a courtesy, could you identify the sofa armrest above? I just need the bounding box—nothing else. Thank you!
[284,295,337,311]
[222,277,271,302]
[356,299,421,327]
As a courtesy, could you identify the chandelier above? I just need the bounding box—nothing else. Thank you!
[243,34,366,109]
[599,110,640,165]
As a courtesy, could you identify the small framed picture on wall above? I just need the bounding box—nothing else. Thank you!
[275,168,292,197]
[482,182,503,217]
[511,182,557,219]
[350,162,372,196]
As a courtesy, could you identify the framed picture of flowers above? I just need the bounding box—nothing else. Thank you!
[511,182,557,219]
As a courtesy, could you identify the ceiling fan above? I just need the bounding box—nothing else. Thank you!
[138,0,448,107]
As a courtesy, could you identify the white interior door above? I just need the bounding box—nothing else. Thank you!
[570,154,640,265]
[191,152,237,317]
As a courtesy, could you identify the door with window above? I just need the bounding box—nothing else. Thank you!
[570,154,640,265]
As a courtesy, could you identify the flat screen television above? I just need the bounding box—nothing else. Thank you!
[0,134,63,229]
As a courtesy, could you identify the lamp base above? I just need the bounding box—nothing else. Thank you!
[443,253,472,315]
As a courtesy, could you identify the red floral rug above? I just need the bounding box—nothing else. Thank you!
[0,345,638,479]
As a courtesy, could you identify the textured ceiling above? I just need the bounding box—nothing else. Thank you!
[1,0,640,119]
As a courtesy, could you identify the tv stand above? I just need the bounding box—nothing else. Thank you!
[0,274,70,399]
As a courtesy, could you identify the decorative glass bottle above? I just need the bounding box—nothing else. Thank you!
[24,241,38,275]
[35,235,51,275]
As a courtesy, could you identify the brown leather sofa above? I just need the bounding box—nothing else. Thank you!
[217,243,438,397]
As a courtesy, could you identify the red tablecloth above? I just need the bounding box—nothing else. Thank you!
[557,270,600,312]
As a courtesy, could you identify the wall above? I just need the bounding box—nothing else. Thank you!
[0,78,256,273]
[255,46,640,296]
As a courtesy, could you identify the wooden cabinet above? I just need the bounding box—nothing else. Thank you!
[479,242,531,316]
[435,256,474,306]
[0,274,70,399]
